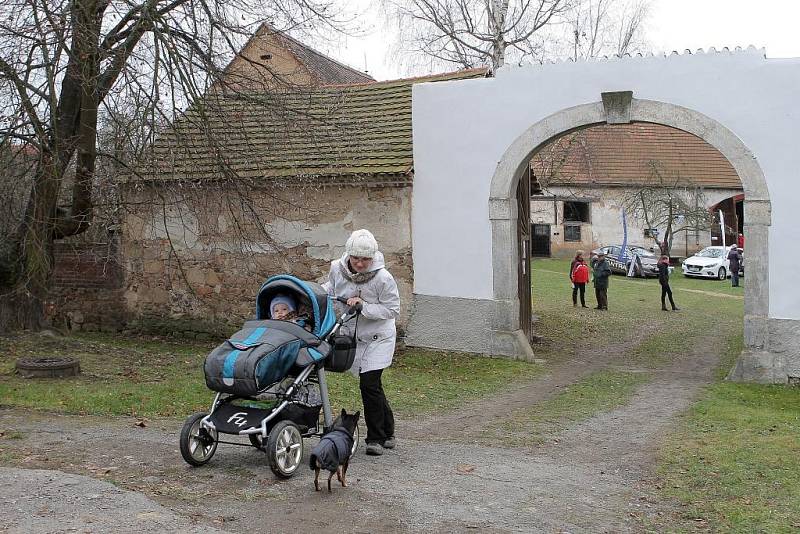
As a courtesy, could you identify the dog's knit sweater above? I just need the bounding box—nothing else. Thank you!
[309,426,354,472]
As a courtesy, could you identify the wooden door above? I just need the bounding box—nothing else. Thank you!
[531,224,551,257]
[517,173,532,341]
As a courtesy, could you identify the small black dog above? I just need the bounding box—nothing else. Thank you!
[309,409,360,492]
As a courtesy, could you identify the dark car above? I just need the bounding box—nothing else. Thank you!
[591,245,663,278]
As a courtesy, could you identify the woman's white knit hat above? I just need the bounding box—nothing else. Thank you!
[345,229,378,258]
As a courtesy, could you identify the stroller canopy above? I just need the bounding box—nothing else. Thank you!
[256,275,336,337]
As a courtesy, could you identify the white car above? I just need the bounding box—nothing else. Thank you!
[682,246,735,279]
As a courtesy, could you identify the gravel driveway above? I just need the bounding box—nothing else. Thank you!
[0,334,719,534]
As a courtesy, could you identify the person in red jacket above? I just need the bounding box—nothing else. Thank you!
[569,250,590,308]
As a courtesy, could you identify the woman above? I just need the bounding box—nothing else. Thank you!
[322,229,400,456]
[569,250,589,308]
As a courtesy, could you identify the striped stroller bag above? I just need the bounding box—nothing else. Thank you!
[204,319,320,396]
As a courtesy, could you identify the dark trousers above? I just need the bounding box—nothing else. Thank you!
[731,269,740,287]
[595,287,608,309]
[572,283,586,306]
[661,283,676,309]
[359,369,395,444]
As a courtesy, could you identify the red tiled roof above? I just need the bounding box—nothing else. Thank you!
[531,122,742,189]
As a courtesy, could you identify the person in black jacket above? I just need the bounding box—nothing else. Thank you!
[591,251,612,310]
[658,255,679,311]
[727,245,742,287]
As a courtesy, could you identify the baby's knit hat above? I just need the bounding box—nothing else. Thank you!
[270,293,297,314]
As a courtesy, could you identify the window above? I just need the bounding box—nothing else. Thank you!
[564,224,581,242]
[563,201,591,223]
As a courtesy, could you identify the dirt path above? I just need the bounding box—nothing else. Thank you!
[407,331,654,442]
[0,467,225,534]
[0,329,721,534]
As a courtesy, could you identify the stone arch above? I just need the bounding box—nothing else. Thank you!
[488,95,771,361]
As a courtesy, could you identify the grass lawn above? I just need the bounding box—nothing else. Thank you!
[0,331,541,418]
[658,379,800,532]
[655,338,800,532]
[530,258,743,367]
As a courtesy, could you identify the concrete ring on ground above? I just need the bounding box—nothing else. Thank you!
[15,357,81,378]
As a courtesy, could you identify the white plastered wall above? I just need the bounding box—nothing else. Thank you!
[412,49,800,321]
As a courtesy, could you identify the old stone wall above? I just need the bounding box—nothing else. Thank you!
[49,240,128,332]
[531,186,742,258]
[120,182,413,336]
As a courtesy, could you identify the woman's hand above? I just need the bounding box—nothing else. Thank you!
[346,297,364,307]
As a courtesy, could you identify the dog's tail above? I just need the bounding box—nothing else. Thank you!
[309,453,319,471]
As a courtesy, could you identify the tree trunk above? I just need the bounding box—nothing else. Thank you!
[0,0,103,332]
[488,0,508,70]
[0,151,62,331]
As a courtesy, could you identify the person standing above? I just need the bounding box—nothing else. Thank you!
[591,251,612,310]
[322,229,400,456]
[569,250,589,308]
[658,256,679,311]
[727,244,742,287]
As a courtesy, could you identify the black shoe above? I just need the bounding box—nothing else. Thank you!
[365,443,384,456]
[662,306,669,311]
[672,307,680,311]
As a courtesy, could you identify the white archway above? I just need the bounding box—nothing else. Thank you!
[488,96,771,376]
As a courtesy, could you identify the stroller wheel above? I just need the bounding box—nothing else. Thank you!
[266,420,303,478]
[180,413,218,466]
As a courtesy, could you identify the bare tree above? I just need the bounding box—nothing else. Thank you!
[0,0,346,331]
[621,161,711,256]
[382,0,649,73]
[564,0,649,60]
[382,0,573,72]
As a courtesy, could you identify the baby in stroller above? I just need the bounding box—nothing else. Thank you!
[269,293,312,331]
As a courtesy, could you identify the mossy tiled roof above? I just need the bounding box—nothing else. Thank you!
[145,69,487,184]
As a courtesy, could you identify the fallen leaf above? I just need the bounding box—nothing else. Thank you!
[134,420,147,428]
[456,464,475,474]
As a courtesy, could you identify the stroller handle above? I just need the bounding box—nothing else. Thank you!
[335,295,363,315]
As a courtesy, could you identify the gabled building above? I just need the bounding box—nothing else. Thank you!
[119,68,487,334]
[529,122,744,258]
[218,23,374,91]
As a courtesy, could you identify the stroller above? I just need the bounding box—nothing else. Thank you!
[179,274,361,478]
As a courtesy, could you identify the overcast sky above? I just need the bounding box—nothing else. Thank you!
[328,0,800,81]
